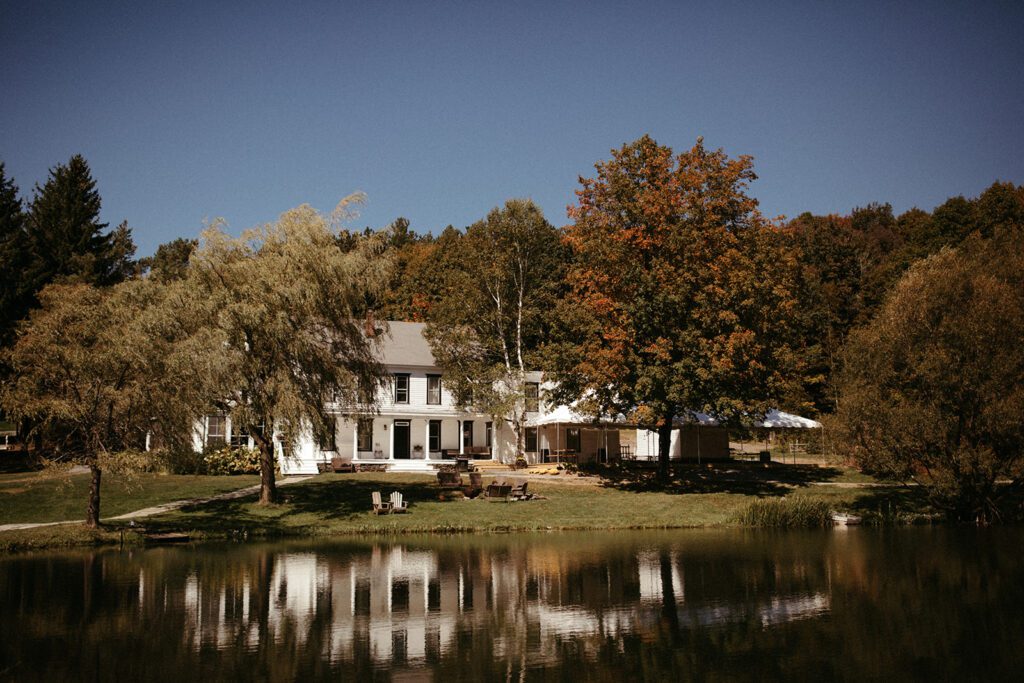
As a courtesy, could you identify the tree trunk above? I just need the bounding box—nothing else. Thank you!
[85,463,102,528]
[657,416,673,480]
[256,436,278,505]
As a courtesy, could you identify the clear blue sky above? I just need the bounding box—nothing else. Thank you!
[2,0,1022,257]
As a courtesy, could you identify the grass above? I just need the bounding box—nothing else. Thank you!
[734,497,834,527]
[0,470,260,524]
[0,463,937,552]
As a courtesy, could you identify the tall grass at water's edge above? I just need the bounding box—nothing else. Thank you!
[734,498,834,528]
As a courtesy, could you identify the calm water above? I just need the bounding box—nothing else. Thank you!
[2,528,1024,681]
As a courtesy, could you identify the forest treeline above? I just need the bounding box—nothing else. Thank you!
[0,139,1021,523]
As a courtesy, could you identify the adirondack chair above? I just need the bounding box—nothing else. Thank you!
[437,470,462,488]
[509,480,528,500]
[371,491,392,515]
[486,481,512,502]
[390,491,409,513]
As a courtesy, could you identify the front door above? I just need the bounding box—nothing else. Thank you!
[393,421,411,459]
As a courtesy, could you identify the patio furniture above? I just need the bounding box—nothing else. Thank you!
[390,491,409,513]
[371,491,392,515]
[331,457,355,473]
[437,470,462,488]
[509,480,528,500]
[486,480,513,502]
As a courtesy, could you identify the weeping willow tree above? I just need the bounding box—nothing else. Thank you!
[0,279,203,527]
[187,196,393,504]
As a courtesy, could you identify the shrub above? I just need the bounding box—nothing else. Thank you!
[202,446,261,475]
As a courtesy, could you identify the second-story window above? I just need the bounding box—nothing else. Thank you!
[525,382,540,412]
[394,374,410,404]
[427,374,441,405]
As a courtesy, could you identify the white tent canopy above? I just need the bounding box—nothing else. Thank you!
[528,406,819,429]
[526,404,629,427]
[757,409,821,429]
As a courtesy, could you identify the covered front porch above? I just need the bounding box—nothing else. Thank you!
[321,415,495,471]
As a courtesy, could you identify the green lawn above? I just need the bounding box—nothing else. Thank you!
[143,467,924,538]
[0,471,259,524]
[0,464,933,552]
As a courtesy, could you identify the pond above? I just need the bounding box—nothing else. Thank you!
[2,528,1023,681]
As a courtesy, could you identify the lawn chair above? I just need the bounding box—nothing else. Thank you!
[371,491,392,515]
[486,481,512,502]
[437,470,462,488]
[510,480,528,500]
[390,491,409,513]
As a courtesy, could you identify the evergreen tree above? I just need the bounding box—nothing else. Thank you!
[0,164,29,345]
[24,155,136,298]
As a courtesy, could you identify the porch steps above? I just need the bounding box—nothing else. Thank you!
[384,460,440,473]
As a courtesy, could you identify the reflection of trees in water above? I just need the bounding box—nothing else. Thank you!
[2,529,1024,679]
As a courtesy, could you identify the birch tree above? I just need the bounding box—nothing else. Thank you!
[425,200,565,462]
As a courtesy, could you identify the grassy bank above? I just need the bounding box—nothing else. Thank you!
[0,464,935,552]
[0,470,260,524]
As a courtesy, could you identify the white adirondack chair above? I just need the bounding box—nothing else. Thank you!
[389,491,409,513]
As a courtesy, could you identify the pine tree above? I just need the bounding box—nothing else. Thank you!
[0,163,29,345]
[24,155,136,298]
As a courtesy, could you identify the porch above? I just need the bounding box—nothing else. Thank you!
[309,415,495,474]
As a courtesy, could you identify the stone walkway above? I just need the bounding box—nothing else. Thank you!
[0,476,313,532]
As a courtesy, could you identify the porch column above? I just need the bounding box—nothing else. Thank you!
[388,420,394,460]
[424,420,431,460]
[352,419,358,461]
[458,419,464,455]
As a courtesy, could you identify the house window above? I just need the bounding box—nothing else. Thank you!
[394,374,410,404]
[429,420,441,452]
[525,382,539,413]
[566,427,581,453]
[207,415,226,446]
[230,423,249,448]
[485,422,492,449]
[462,421,473,448]
[427,375,442,405]
[525,427,538,453]
[357,418,373,451]
[318,416,337,451]
[357,381,374,405]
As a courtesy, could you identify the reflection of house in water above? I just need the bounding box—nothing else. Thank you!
[163,544,830,667]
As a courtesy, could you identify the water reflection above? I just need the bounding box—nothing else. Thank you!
[2,528,1024,680]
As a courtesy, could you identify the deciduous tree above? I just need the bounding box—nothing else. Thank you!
[426,200,565,462]
[0,280,201,526]
[554,136,796,476]
[836,225,1024,522]
[186,197,392,503]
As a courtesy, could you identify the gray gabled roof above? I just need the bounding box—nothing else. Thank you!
[377,321,437,368]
